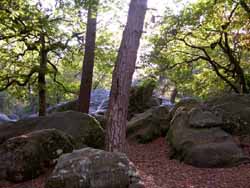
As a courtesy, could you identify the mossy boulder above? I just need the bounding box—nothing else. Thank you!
[189,108,223,128]
[170,98,201,120]
[205,94,250,135]
[91,113,106,129]
[128,79,159,119]
[47,100,79,114]
[0,111,105,149]
[167,110,248,168]
[127,106,171,143]
[45,148,144,188]
[0,129,74,182]
[95,79,161,120]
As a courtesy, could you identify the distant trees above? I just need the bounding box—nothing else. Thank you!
[105,0,148,152]
[78,0,99,113]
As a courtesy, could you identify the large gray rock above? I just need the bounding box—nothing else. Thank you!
[167,110,248,168]
[205,94,250,135]
[0,111,105,149]
[45,148,144,188]
[0,113,15,124]
[189,108,223,128]
[128,79,160,119]
[47,89,110,114]
[47,100,78,114]
[91,113,106,129]
[127,106,171,143]
[169,98,201,119]
[0,129,74,182]
[95,80,161,120]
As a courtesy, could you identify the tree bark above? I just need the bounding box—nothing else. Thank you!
[78,2,98,113]
[221,32,248,93]
[38,34,47,116]
[105,0,148,153]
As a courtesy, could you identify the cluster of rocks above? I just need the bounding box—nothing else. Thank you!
[126,93,250,168]
[0,111,144,188]
[127,105,171,143]
[0,81,162,187]
[166,94,250,168]
[1,79,250,187]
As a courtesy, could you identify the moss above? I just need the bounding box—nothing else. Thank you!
[136,125,162,144]
[128,79,157,118]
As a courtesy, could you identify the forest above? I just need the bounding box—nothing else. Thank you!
[0,0,250,188]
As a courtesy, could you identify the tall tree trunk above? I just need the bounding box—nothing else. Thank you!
[105,0,148,153]
[78,2,98,113]
[38,34,47,116]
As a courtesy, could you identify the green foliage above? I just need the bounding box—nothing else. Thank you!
[0,0,119,113]
[147,0,250,99]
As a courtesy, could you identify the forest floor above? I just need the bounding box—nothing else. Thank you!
[128,137,250,188]
[1,137,250,188]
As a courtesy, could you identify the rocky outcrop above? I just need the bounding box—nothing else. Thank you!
[45,148,144,188]
[0,129,74,182]
[95,80,161,120]
[127,106,171,143]
[205,94,250,135]
[189,108,223,128]
[167,108,248,168]
[128,79,160,119]
[169,98,201,119]
[0,111,105,149]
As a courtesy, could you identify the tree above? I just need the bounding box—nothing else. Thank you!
[105,0,148,152]
[38,33,48,116]
[148,0,250,98]
[78,0,99,113]
[0,0,74,116]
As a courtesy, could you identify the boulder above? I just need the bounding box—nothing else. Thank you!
[169,98,201,120]
[0,113,15,124]
[96,80,160,119]
[128,79,159,119]
[45,148,144,188]
[167,111,248,167]
[47,100,78,114]
[205,94,250,135]
[91,113,106,129]
[0,129,74,182]
[0,111,105,149]
[47,89,110,114]
[7,114,19,121]
[189,108,223,128]
[127,106,170,143]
